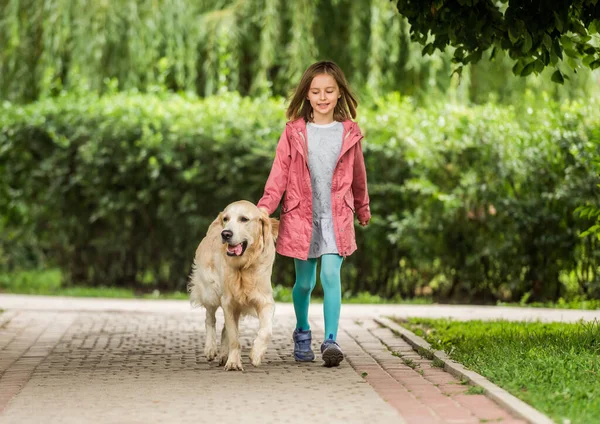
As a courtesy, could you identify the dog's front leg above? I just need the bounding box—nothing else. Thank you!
[223,300,243,371]
[218,325,228,366]
[250,302,274,367]
[204,306,219,361]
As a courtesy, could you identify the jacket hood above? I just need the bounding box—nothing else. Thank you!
[287,117,357,134]
[287,118,362,160]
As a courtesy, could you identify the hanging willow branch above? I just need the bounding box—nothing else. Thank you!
[1,0,595,104]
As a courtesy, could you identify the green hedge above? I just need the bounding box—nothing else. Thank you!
[1,92,599,301]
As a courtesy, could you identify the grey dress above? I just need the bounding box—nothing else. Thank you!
[306,121,344,258]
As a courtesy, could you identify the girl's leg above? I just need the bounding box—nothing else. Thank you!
[320,254,344,341]
[292,258,318,330]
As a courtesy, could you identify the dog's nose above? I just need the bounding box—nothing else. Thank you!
[221,230,233,241]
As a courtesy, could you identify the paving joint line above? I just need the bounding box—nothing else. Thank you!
[375,316,555,424]
[0,313,78,414]
[342,322,430,423]
[0,311,18,329]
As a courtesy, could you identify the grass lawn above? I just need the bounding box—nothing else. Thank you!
[1,268,597,309]
[0,268,433,304]
[497,299,600,310]
[399,318,600,424]
[0,269,189,300]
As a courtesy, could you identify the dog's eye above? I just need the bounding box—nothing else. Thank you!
[223,217,229,222]
[240,216,249,223]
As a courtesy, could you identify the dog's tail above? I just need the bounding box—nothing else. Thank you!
[186,259,201,308]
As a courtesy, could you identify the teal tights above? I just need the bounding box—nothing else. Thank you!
[293,254,343,341]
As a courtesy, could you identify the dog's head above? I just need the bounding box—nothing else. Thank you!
[218,200,279,263]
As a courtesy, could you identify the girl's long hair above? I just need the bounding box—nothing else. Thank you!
[286,61,358,122]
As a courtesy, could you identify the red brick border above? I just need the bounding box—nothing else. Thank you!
[341,318,527,424]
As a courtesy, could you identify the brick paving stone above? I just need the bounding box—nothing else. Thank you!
[340,317,528,424]
[0,296,554,424]
[0,309,402,424]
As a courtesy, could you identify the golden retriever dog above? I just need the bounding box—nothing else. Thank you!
[188,200,279,371]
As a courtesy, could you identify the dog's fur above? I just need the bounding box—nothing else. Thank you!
[188,200,279,371]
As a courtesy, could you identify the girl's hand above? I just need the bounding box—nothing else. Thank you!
[358,219,369,227]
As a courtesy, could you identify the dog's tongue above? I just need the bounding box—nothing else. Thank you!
[228,244,243,256]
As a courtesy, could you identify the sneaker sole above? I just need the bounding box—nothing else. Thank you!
[322,347,344,367]
[294,354,315,362]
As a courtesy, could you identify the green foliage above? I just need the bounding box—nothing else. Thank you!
[498,297,600,310]
[0,0,452,103]
[465,385,484,395]
[396,0,600,79]
[576,136,600,241]
[1,92,599,301]
[0,268,188,298]
[360,92,600,302]
[0,269,63,294]
[0,268,427,303]
[402,318,600,423]
[3,0,597,106]
[0,91,286,290]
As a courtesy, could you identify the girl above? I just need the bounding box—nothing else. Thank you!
[257,61,370,367]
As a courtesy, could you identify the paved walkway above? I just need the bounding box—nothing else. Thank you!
[1,294,598,424]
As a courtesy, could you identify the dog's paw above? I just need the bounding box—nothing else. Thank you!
[218,352,228,366]
[224,359,244,371]
[204,345,219,361]
[250,354,262,367]
[250,345,266,367]
[223,351,243,371]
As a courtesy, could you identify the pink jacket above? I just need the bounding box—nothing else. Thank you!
[257,118,371,260]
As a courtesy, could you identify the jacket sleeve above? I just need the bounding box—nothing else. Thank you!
[352,126,371,223]
[257,126,291,215]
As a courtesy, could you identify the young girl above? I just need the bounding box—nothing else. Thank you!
[257,61,370,367]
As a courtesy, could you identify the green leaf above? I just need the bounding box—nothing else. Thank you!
[541,50,550,66]
[583,55,596,67]
[522,31,532,53]
[551,70,564,84]
[554,12,564,32]
[542,33,552,50]
[520,62,535,77]
[590,60,600,70]
[533,59,545,74]
[571,20,587,36]
[564,48,579,58]
[508,26,519,44]
[552,38,563,60]
[450,66,463,79]
[567,56,580,70]
[422,43,435,56]
[512,61,524,75]
[465,49,482,64]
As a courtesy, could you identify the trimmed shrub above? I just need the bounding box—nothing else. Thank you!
[1,92,599,301]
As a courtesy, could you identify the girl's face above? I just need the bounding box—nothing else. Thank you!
[307,73,341,123]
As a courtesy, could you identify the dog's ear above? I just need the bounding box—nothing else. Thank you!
[269,218,279,242]
[259,209,277,245]
[210,212,224,229]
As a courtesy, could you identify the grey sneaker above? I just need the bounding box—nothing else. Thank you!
[321,338,344,367]
[293,328,315,362]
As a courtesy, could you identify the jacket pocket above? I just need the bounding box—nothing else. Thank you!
[344,192,355,213]
[282,197,300,214]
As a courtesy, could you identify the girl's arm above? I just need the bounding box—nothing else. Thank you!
[257,126,292,215]
[352,136,371,225]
